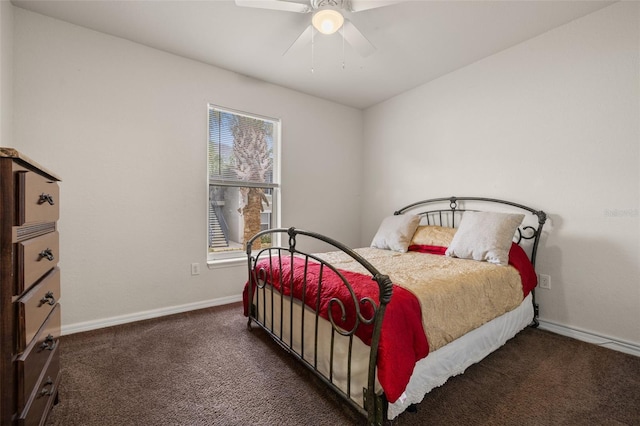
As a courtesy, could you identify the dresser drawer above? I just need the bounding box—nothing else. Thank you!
[17,231,59,294]
[17,304,60,412]
[17,171,60,225]
[18,344,60,426]
[17,268,61,351]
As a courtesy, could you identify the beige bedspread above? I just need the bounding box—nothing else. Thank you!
[316,247,524,351]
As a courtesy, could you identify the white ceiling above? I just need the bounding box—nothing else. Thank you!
[12,0,614,109]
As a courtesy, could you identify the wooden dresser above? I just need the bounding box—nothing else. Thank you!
[0,148,61,426]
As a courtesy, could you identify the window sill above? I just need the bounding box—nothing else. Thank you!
[207,256,246,269]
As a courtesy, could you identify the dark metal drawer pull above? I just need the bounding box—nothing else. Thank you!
[39,248,55,261]
[39,334,57,352]
[38,193,55,205]
[39,291,56,306]
[40,377,54,397]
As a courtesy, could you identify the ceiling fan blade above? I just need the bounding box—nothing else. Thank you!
[347,0,404,12]
[283,25,313,56]
[235,0,312,14]
[342,20,376,57]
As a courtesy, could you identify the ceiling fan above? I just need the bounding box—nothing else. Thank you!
[235,0,402,57]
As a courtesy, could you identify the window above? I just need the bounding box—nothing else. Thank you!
[208,105,280,261]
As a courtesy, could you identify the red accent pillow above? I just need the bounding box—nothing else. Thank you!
[407,244,448,255]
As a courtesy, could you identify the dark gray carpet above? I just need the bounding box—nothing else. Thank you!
[46,302,640,425]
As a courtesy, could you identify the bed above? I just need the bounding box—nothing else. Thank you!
[243,196,547,425]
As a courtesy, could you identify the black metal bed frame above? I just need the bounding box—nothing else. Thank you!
[245,196,547,425]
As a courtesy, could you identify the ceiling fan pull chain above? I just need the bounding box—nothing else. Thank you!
[311,27,315,74]
[342,25,346,70]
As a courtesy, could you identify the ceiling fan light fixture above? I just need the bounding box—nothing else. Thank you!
[312,9,344,35]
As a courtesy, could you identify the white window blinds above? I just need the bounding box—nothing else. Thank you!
[208,106,278,188]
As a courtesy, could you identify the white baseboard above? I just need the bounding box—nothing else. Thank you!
[61,294,243,336]
[538,319,640,358]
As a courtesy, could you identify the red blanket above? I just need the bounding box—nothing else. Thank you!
[243,256,428,403]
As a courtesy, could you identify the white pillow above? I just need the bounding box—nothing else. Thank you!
[371,214,420,253]
[445,211,524,265]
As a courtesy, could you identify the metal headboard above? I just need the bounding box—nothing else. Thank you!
[394,196,547,267]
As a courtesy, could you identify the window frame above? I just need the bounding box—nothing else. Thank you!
[206,104,281,264]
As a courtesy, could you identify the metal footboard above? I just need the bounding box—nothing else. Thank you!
[246,227,392,425]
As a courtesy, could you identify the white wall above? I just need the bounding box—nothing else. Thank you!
[13,8,364,330]
[363,2,640,346]
[0,0,12,143]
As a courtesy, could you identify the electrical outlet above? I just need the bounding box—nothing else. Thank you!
[539,273,551,290]
[191,263,200,276]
